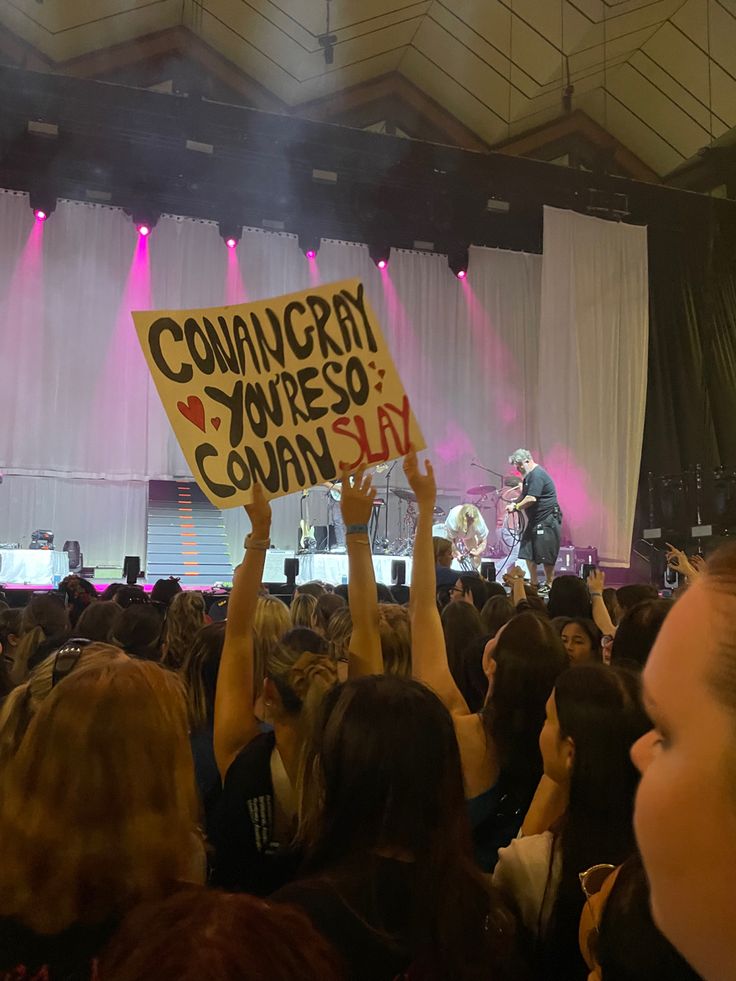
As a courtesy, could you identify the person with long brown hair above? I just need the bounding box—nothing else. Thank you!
[213,473,382,895]
[405,448,567,871]
[161,590,207,669]
[0,658,204,979]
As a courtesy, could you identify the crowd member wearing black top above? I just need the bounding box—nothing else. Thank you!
[407,448,567,871]
[213,473,381,895]
[276,675,525,981]
[0,658,204,981]
[506,449,561,593]
[102,886,343,981]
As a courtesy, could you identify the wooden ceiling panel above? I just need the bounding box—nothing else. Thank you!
[0,0,729,177]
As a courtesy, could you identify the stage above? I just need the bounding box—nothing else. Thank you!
[0,549,70,587]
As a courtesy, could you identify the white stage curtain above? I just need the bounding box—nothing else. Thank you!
[538,207,649,566]
[0,190,542,565]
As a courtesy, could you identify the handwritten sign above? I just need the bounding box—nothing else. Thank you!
[133,279,425,506]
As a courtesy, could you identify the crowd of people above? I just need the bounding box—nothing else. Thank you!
[0,454,732,981]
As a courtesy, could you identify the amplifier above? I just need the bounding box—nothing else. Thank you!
[554,546,576,575]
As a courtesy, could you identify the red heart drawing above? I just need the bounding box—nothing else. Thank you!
[177,396,206,433]
[368,361,376,369]
[375,382,383,393]
[378,368,386,379]
[211,417,221,431]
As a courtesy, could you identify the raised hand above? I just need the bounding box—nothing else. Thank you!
[690,554,707,575]
[340,468,376,527]
[244,483,271,538]
[587,568,606,594]
[504,564,526,583]
[665,543,696,579]
[403,446,436,509]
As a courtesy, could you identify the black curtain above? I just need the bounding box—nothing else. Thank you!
[640,199,736,535]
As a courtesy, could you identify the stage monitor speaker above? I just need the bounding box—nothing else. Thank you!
[123,555,141,585]
[391,560,406,586]
[312,525,330,551]
[63,540,81,572]
[283,557,299,585]
[480,560,496,581]
[554,546,575,575]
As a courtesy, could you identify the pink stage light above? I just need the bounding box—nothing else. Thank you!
[456,269,467,280]
[226,237,237,249]
[137,224,151,237]
[377,259,387,270]
[34,209,47,221]
[306,249,316,260]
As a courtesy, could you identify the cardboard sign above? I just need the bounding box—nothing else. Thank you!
[133,278,425,506]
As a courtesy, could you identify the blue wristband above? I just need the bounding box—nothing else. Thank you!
[346,524,369,535]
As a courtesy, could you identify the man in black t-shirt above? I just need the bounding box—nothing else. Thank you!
[505,448,561,593]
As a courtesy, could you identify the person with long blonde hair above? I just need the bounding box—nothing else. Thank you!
[161,590,207,669]
[289,592,318,630]
[0,640,126,769]
[252,594,291,699]
[0,657,204,980]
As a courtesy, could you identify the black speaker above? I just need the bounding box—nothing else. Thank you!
[123,556,141,585]
[480,560,496,581]
[63,540,81,572]
[313,525,330,551]
[283,557,300,585]
[391,560,406,586]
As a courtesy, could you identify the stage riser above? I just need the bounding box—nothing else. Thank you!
[146,480,233,588]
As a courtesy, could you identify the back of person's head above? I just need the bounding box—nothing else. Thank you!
[457,574,487,612]
[181,621,226,731]
[616,583,658,618]
[611,598,673,669]
[301,675,519,979]
[0,607,22,653]
[313,591,346,635]
[76,599,122,643]
[325,607,352,664]
[113,585,148,609]
[113,603,165,662]
[0,642,127,769]
[442,602,487,713]
[543,665,649,980]
[377,602,411,676]
[480,595,514,638]
[100,582,124,602]
[294,581,326,600]
[433,536,453,566]
[0,658,199,935]
[593,853,703,981]
[150,577,183,609]
[264,640,337,730]
[484,581,507,600]
[281,627,328,658]
[60,576,98,628]
[101,886,342,981]
[546,575,592,619]
[602,586,618,624]
[290,592,318,629]
[14,594,71,680]
[376,582,396,605]
[332,583,349,604]
[253,595,291,694]
[483,612,567,807]
[162,591,206,670]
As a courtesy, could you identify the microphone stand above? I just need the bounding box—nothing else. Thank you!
[384,461,398,545]
[471,461,505,482]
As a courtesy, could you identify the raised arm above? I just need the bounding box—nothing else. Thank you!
[587,569,616,638]
[404,448,470,716]
[340,469,383,678]
[214,484,271,780]
[504,563,528,607]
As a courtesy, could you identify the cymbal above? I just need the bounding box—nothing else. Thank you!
[392,487,417,502]
[466,484,497,496]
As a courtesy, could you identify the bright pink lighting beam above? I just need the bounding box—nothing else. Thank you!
[34,209,47,221]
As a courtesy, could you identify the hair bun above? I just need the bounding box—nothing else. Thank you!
[287,653,337,700]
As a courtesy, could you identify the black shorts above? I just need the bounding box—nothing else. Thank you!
[518,512,561,566]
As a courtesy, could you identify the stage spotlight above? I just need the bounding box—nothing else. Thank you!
[448,246,470,280]
[298,233,320,260]
[126,209,160,238]
[219,222,242,250]
[29,190,56,222]
[368,243,391,269]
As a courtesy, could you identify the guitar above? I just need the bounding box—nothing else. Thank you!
[299,490,316,550]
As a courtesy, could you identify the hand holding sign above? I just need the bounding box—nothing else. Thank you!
[244,483,271,539]
[133,279,425,507]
